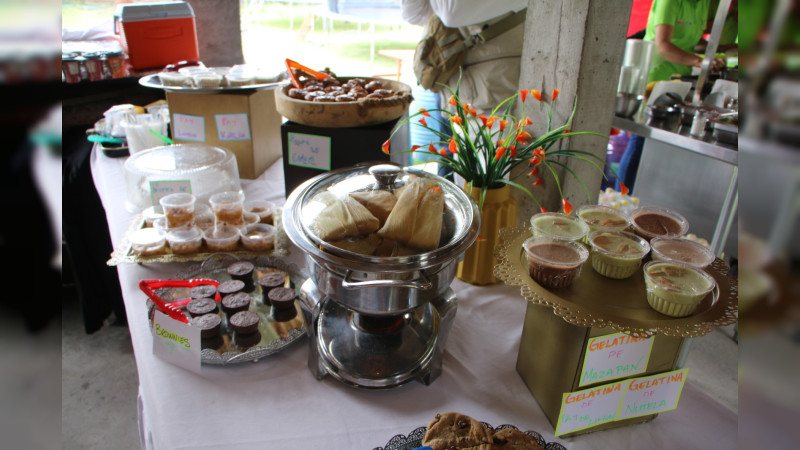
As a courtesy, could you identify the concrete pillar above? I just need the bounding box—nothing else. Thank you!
[511,0,632,223]
[187,0,244,67]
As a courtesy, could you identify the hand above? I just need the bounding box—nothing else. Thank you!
[711,57,727,73]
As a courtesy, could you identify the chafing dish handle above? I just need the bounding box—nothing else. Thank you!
[341,270,433,290]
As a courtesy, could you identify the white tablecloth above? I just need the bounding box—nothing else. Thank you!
[90,149,736,450]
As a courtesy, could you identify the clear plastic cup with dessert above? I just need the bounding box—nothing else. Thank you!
[159,193,196,229]
[629,206,689,242]
[239,223,276,251]
[530,212,590,242]
[243,211,260,229]
[191,71,223,89]
[649,237,715,269]
[522,236,589,289]
[166,226,204,254]
[204,224,241,252]
[577,204,631,242]
[642,260,716,317]
[587,230,650,279]
[194,206,216,232]
[209,191,245,226]
[142,205,165,227]
[244,199,275,225]
[129,228,167,256]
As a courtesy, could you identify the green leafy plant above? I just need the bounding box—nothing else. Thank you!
[382,79,627,213]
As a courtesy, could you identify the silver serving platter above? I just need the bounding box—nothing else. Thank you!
[139,73,287,93]
[146,255,308,365]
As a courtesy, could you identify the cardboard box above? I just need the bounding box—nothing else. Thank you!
[280,118,409,197]
[166,89,284,180]
[516,302,686,437]
[114,1,199,70]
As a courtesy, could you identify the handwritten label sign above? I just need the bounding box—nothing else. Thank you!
[152,310,201,374]
[555,368,689,436]
[619,368,689,419]
[215,113,251,141]
[580,333,653,386]
[287,132,331,170]
[556,381,627,436]
[148,180,192,206]
[173,113,205,142]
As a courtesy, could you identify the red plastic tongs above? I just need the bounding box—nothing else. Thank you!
[285,58,331,89]
[139,279,220,324]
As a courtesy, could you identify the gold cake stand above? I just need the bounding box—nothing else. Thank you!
[494,226,738,338]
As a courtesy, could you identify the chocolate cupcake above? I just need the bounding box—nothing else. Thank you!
[233,330,262,349]
[227,261,255,292]
[189,284,217,300]
[229,310,259,334]
[217,279,245,297]
[221,291,251,316]
[185,298,218,318]
[258,272,286,304]
[190,313,222,339]
[267,287,296,309]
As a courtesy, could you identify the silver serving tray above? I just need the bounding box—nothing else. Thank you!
[139,74,286,93]
[146,255,308,365]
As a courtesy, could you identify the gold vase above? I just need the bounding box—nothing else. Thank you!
[456,185,517,285]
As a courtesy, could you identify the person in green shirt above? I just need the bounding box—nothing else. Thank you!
[644,0,725,82]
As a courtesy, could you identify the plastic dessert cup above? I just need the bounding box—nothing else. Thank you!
[129,228,167,256]
[530,212,590,242]
[159,193,196,229]
[141,206,165,227]
[192,72,223,88]
[244,200,275,224]
[630,206,689,241]
[204,224,241,252]
[650,237,715,269]
[523,236,589,288]
[209,191,245,226]
[577,205,631,239]
[194,208,216,231]
[588,230,650,279]
[166,227,204,254]
[642,260,716,317]
[243,211,260,228]
[240,224,276,251]
[158,71,190,87]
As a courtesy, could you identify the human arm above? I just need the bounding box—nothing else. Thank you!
[655,24,725,71]
[400,0,434,26]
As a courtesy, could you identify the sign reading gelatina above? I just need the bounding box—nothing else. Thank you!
[580,332,654,386]
[556,368,689,436]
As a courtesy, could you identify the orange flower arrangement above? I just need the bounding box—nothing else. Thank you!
[382,78,627,213]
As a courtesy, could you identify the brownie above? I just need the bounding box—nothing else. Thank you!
[233,330,262,349]
[258,272,287,304]
[227,261,255,279]
[271,307,297,323]
[217,279,245,297]
[185,298,218,318]
[201,334,224,350]
[189,284,217,300]
[267,287,296,309]
[229,310,259,334]
[221,291,251,316]
[227,261,255,292]
[190,313,222,339]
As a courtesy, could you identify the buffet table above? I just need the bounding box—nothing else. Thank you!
[90,148,736,449]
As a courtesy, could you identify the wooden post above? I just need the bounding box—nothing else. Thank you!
[511,0,632,223]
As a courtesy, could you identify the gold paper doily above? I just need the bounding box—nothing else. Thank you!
[493,226,738,338]
[107,208,291,266]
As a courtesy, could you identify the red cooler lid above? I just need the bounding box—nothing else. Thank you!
[115,1,195,22]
